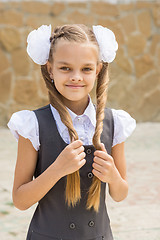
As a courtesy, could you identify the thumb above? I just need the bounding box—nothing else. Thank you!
[100,143,107,153]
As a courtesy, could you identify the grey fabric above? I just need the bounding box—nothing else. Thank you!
[26,104,114,240]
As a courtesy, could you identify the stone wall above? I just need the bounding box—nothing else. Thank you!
[0,1,160,125]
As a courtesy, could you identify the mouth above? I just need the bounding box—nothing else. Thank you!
[65,85,85,89]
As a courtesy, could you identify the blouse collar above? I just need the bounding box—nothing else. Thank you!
[50,96,96,133]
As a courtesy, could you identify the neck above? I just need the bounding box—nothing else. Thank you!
[63,97,89,115]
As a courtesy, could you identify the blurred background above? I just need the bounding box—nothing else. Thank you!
[0,0,160,125]
[0,0,160,240]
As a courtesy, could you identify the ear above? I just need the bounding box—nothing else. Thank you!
[96,62,103,76]
[46,61,54,79]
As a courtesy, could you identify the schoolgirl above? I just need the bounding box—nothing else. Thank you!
[8,24,136,240]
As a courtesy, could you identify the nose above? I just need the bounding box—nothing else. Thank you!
[70,71,83,82]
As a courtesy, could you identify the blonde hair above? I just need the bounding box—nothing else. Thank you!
[41,24,109,212]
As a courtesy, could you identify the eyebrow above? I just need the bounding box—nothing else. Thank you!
[57,61,70,65]
[57,61,95,66]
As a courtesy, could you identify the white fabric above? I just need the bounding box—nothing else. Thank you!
[26,24,118,65]
[51,98,96,146]
[27,25,51,65]
[7,110,40,151]
[92,25,118,63]
[7,100,136,151]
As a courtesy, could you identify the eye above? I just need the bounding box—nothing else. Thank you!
[60,67,70,71]
[82,67,93,72]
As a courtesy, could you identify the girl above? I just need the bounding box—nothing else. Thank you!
[8,24,136,240]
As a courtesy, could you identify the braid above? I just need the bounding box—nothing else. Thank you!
[86,62,109,212]
[41,24,110,212]
[41,65,81,208]
[50,31,65,44]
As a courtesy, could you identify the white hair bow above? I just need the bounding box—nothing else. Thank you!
[26,24,118,65]
[92,25,118,63]
[27,25,52,65]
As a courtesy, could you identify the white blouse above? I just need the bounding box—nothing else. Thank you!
[7,99,136,151]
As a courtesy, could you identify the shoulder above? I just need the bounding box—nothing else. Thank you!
[33,104,50,113]
[7,108,41,151]
[111,108,136,128]
[8,109,37,125]
[107,108,136,147]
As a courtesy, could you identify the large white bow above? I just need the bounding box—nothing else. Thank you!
[27,25,51,65]
[26,24,118,65]
[93,25,118,63]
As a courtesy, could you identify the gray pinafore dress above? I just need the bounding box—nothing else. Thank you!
[26,104,114,240]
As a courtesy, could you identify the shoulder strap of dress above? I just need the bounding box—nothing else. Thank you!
[33,104,58,145]
[33,104,50,112]
[94,104,114,153]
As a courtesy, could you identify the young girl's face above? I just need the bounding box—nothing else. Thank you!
[47,39,102,111]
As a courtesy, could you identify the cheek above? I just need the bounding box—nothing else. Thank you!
[53,72,65,86]
[54,81,63,93]
[86,74,96,87]
[53,77,64,94]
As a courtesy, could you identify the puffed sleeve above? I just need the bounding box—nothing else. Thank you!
[7,110,40,151]
[111,109,136,147]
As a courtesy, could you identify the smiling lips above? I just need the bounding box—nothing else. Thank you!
[66,85,85,89]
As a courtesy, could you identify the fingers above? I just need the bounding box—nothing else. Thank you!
[79,158,86,168]
[94,151,111,162]
[100,143,107,153]
[94,148,113,162]
[69,139,85,156]
[78,151,86,161]
[92,161,103,173]
[93,156,104,166]
[92,168,101,178]
[70,139,83,149]
[75,145,85,155]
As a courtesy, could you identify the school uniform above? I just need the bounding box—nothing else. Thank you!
[8,97,136,240]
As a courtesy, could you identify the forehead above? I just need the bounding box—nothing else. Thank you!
[53,39,99,63]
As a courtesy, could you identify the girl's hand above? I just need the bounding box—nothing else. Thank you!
[92,143,120,184]
[54,140,86,177]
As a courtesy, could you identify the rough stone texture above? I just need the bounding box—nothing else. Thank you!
[127,33,147,56]
[115,47,132,74]
[152,3,160,27]
[134,54,154,78]
[137,10,151,38]
[13,79,39,106]
[25,15,65,29]
[150,34,160,55]
[0,71,12,103]
[158,46,160,66]
[0,10,23,27]
[91,2,119,17]
[0,105,8,126]
[119,13,137,35]
[67,11,94,25]
[119,3,135,11]
[135,1,154,9]
[50,2,66,16]
[22,2,51,14]
[0,49,10,74]
[67,2,87,9]
[0,1,159,125]
[135,88,160,122]
[11,49,30,76]
[0,28,21,52]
